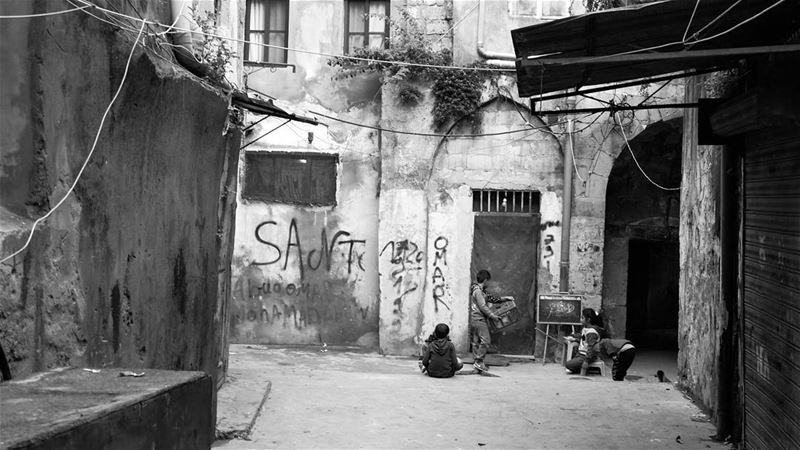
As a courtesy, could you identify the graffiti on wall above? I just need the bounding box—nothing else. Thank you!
[576,242,601,253]
[231,218,372,334]
[380,239,424,326]
[232,276,371,330]
[252,218,366,279]
[543,234,555,271]
[431,236,450,312]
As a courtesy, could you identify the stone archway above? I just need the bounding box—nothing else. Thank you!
[599,118,683,346]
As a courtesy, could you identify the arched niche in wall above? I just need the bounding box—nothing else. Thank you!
[600,117,683,348]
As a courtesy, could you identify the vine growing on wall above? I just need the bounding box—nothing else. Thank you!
[584,0,655,12]
[192,7,236,87]
[327,9,495,131]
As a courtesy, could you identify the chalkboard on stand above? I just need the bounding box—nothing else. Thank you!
[536,293,583,365]
[536,294,583,325]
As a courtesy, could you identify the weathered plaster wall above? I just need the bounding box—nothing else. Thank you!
[451,0,585,65]
[560,84,684,324]
[231,0,384,347]
[230,116,380,346]
[378,84,567,355]
[677,76,723,413]
[0,1,35,217]
[231,0,688,357]
[0,1,239,407]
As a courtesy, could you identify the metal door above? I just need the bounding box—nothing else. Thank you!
[741,126,800,449]
[470,190,540,355]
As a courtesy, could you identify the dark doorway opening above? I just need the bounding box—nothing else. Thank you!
[470,214,539,355]
[625,239,679,350]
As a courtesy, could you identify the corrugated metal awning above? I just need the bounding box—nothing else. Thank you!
[511,0,800,98]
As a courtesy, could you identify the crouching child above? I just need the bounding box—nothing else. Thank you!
[421,323,463,378]
[597,338,636,381]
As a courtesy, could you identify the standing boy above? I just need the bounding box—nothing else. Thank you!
[470,269,501,372]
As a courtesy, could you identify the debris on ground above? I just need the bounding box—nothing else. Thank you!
[119,371,145,377]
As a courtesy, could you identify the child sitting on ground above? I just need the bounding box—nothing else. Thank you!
[421,323,463,378]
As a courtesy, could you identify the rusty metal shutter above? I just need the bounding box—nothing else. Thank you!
[742,126,800,449]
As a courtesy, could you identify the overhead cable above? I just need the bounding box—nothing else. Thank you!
[308,110,544,138]
[0,4,90,19]
[613,111,681,192]
[72,0,515,73]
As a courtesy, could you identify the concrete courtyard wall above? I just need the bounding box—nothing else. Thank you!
[677,76,724,414]
[0,0,240,404]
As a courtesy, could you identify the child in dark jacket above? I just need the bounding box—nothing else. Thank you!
[597,338,636,381]
[421,323,463,378]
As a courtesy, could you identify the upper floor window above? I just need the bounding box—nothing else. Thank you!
[345,0,389,53]
[245,0,289,63]
[514,0,570,19]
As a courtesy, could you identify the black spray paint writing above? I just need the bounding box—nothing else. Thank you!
[543,234,555,271]
[431,236,450,312]
[233,301,370,329]
[576,242,601,253]
[539,220,561,230]
[380,239,424,326]
[253,219,366,279]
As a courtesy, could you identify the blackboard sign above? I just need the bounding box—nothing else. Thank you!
[536,294,583,325]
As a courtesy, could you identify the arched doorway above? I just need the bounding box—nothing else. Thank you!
[602,118,682,353]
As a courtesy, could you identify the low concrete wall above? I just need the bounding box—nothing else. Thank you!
[1,368,212,450]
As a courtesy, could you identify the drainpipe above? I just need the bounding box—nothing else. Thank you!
[559,100,575,292]
[169,0,210,77]
[476,0,517,68]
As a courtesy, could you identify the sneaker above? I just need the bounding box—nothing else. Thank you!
[473,361,488,372]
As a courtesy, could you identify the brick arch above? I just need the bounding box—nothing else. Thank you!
[583,110,684,201]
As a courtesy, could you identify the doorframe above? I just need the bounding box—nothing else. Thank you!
[470,211,542,355]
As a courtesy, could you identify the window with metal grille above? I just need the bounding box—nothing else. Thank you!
[472,190,540,213]
[243,152,337,205]
[245,0,289,63]
[345,0,389,53]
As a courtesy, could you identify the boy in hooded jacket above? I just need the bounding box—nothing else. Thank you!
[421,323,463,378]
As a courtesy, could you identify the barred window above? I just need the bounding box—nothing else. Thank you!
[472,190,540,214]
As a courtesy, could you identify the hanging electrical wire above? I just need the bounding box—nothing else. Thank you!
[613,111,681,191]
[1,21,148,264]
[0,4,90,19]
[71,0,515,73]
[308,109,547,138]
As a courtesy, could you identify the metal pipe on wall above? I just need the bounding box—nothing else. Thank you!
[476,0,517,68]
[559,106,575,292]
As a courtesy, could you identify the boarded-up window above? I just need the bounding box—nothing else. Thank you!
[243,152,337,205]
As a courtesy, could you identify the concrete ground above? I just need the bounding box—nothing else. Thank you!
[214,345,729,450]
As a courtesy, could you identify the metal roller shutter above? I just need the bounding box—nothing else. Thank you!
[742,126,800,449]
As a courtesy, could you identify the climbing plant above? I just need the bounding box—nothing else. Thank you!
[328,9,495,131]
[192,7,236,87]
